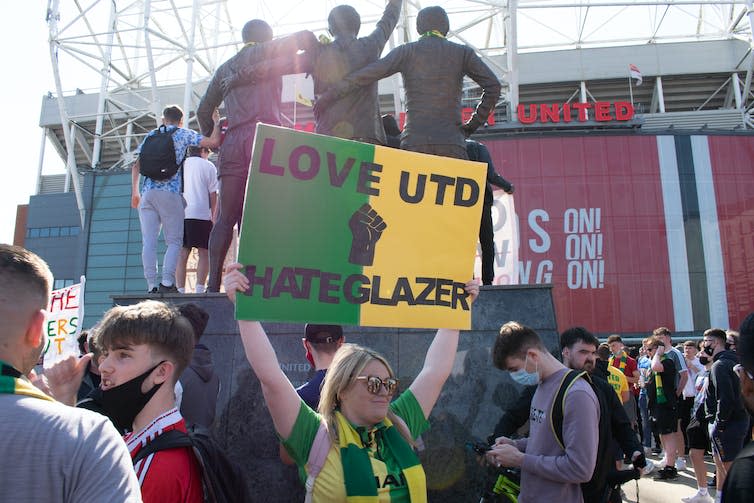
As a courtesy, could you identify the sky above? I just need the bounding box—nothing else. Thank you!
[0,2,62,244]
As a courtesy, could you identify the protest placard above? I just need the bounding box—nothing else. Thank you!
[43,277,85,368]
[235,125,486,329]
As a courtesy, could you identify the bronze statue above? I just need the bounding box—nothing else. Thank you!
[315,6,501,159]
[196,21,315,292]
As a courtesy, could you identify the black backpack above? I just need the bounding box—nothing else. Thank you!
[139,125,183,181]
[132,425,251,503]
[551,370,612,503]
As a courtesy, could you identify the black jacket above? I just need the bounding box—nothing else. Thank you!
[583,360,643,503]
[179,344,221,428]
[705,350,748,424]
[721,441,754,502]
[592,360,642,456]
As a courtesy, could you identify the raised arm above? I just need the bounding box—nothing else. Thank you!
[409,279,479,418]
[224,263,302,438]
[199,109,222,149]
[366,0,402,51]
[197,74,224,136]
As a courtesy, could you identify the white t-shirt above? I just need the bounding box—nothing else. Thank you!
[182,156,218,221]
[683,356,704,398]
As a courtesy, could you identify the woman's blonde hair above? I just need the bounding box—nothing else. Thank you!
[318,343,398,442]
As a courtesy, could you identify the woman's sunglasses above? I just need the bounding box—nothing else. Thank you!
[356,375,399,395]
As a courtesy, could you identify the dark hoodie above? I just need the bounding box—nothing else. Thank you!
[179,344,221,428]
[705,349,748,424]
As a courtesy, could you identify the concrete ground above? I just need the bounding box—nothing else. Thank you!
[621,452,718,503]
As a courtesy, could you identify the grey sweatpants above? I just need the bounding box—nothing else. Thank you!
[139,189,184,288]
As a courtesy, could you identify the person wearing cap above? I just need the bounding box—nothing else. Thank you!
[176,145,218,293]
[297,324,345,409]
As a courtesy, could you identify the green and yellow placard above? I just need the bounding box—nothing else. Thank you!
[236,124,486,329]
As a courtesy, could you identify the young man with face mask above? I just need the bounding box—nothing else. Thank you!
[485,322,600,503]
[97,300,202,503]
[720,313,754,503]
[645,336,681,480]
[701,328,749,501]
[653,326,690,470]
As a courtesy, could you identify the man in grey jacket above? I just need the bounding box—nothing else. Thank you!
[315,5,501,159]
[485,322,600,503]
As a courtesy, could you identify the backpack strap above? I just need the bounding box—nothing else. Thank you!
[304,421,331,503]
[132,428,193,465]
[549,370,589,450]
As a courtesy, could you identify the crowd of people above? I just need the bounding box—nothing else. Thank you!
[483,325,754,503]
[2,246,754,503]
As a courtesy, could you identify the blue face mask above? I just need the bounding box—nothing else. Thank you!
[509,355,539,386]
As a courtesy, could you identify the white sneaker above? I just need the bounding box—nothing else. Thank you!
[641,459,655,475]
[657,456,667,469]
[681,490,713,503]
[675,457,687,470]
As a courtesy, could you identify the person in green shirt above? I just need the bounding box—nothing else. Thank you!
[224,262,479,502]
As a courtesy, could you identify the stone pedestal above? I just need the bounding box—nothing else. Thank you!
[112,284,556,502]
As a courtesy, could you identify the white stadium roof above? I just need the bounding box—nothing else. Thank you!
[40,0,754,212]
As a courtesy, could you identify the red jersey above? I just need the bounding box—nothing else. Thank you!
[610,351,640,396]
[126,408,203,503]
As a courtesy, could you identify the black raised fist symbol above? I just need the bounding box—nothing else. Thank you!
[348,204,387,266]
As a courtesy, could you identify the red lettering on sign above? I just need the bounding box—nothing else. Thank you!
[517,102,635,124]
[594,101,611,121]
[615,102,634,120]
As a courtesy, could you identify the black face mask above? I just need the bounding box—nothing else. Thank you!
[703,344,715,356]
[698,355,710,366]
[100,361,165,433]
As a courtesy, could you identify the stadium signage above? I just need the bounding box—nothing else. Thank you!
[518,101,635,124]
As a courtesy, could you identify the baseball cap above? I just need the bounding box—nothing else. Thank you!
[304,324,343,343]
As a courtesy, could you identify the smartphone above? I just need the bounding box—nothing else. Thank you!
[466,441,491,455]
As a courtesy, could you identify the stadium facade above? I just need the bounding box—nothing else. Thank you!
[21,0,754,337]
